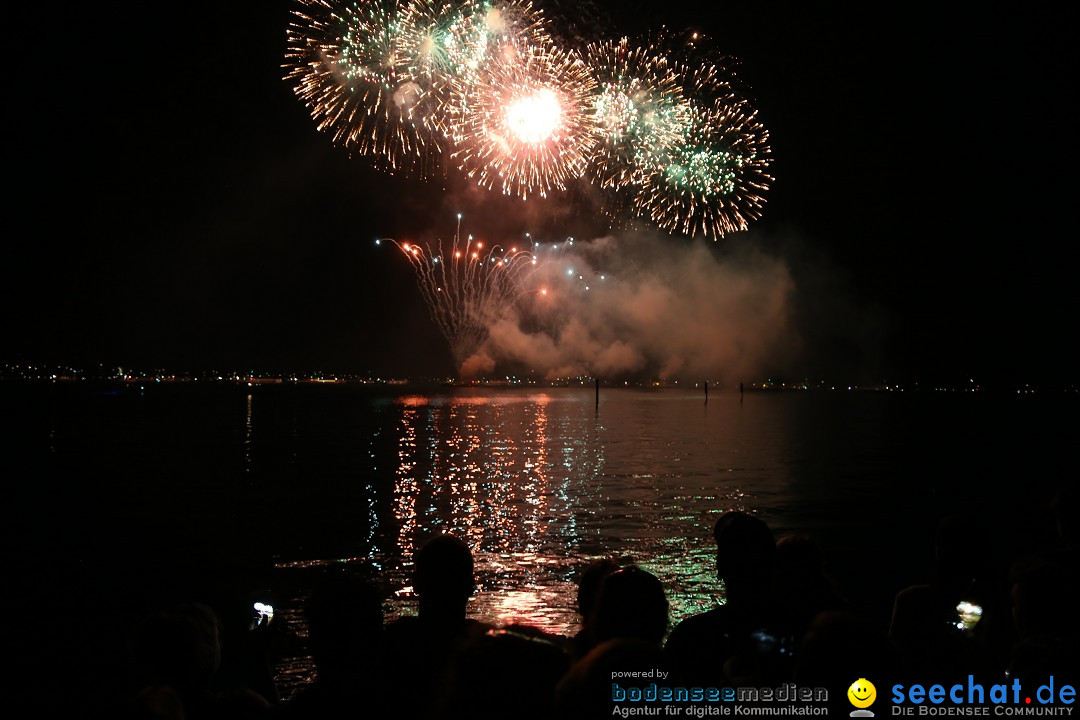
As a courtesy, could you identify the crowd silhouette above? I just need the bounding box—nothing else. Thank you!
[93,492,1077,719]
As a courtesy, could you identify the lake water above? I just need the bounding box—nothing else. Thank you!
[6,382,1074,702]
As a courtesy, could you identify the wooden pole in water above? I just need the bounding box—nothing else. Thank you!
[704,380,708,404]
[595,378,600,408]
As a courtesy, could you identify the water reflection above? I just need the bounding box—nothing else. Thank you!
[169,386,931,701]
[268,389,785,642]
[383,392,602,631]
[21,384,1057,702]
[267,386,799,697]
[376,390,769,637]
[392,404,420,568]
[243,393,254,472]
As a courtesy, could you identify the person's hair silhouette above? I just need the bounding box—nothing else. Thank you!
[713,511,775,603]
[414,533,476,628]
[592,567,669,645]
[666,511,781,685]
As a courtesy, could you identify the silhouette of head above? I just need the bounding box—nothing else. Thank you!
[592,567,669,644]
[414,534,476,618]
[577,558,619,620]
[713,512,775,589]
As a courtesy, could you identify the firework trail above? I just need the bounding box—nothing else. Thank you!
[382,215,539,367]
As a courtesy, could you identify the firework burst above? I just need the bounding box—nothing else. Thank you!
[287,3,774,238]
[635,98,772,237]
[284,0,444,174]
[585,37,693,193]
[582,31,772,238]
[441,41,598,199]
[398,0,550,83]
[399,0,488,82]
[398,0,556,152]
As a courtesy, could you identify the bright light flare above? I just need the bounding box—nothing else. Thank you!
[955,601,983,633]
[252,602,275,628]
[442,42,597,199]
[505,89,563,144]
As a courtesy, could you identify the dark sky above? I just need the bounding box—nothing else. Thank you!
[6,1,1077,384]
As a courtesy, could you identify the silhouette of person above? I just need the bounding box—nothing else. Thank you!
[889,515,998,680]
[591,567,669,646]
[665,511,783,685]
[571,558,618,658]
[384,534,490,717]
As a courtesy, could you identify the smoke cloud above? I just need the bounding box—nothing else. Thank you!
[459,232,798,382]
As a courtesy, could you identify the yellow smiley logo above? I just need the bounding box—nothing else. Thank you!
[848,678,876,709]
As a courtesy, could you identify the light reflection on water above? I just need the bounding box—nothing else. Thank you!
[277,390,769,637]
[253,386,1068,700]
[273,388,762,699]
[384,391,614,632]
[13,382,1070,705]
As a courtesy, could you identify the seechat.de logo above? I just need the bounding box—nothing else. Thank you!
[849,678,878,717]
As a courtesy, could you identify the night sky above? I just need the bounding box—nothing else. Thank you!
[6,1,1077,385]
